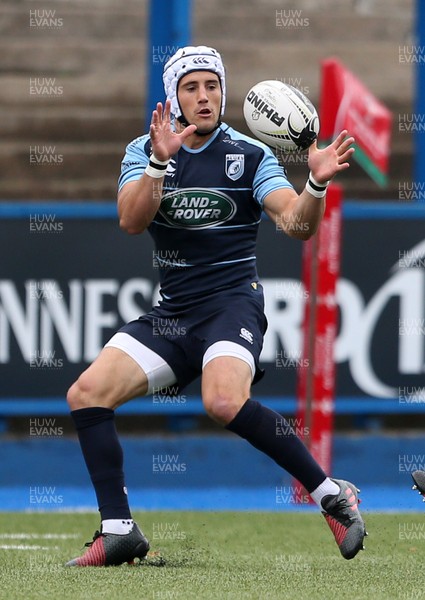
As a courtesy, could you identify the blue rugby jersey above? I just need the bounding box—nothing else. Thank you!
[118,123,293,302]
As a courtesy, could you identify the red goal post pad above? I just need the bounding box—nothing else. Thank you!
[296,184,343,478]
[319,58,392,188]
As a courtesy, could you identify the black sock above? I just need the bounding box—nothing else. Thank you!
[71,407,131,520]
[226,399,326,492]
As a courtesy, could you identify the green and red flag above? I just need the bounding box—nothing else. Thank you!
[319,58,392,187]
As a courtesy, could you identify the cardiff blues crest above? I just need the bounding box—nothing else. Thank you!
[225,154,245,181]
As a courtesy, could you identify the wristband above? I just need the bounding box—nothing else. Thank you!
[144,155,170,178]
[305,172,330,198]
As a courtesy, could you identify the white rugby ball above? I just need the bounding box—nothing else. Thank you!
[243,80,319,152]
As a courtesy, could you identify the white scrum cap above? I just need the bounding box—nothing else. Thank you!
[162,46,226,119]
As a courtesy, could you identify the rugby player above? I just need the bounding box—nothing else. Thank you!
[65,46,366,566]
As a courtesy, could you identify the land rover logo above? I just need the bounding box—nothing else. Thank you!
[159,188,237,229]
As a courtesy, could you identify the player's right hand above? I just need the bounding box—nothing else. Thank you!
[149,100,196,161]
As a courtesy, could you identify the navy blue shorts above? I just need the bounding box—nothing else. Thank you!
[106,281,267,392]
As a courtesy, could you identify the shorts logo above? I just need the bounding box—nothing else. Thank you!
[239,327,254,345]
[225,154,245,181]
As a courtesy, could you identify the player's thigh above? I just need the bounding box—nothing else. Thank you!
[67,346,148,411]
[201,355,252,425]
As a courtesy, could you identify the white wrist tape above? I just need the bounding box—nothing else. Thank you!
[305,172,330,198]
[144,155,170,178]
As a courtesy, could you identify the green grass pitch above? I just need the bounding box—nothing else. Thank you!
[0,511,423,600]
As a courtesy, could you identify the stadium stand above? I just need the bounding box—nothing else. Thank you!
[0,0,414,200]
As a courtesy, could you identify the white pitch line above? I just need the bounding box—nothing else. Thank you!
[0,533,78,540]
[0,545,59,551]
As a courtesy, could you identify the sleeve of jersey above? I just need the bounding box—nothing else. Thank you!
[253,146,294,207]
[117,135,150,192]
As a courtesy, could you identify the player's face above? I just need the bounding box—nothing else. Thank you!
[177,71,222,134]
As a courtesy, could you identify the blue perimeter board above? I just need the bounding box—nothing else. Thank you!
[1,434,424,512]
[1,200,425,219]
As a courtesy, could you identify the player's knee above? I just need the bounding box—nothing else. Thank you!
[66,373,102,411]
[202,391,243,426]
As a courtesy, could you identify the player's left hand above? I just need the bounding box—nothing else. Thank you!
[307,130,355,185]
